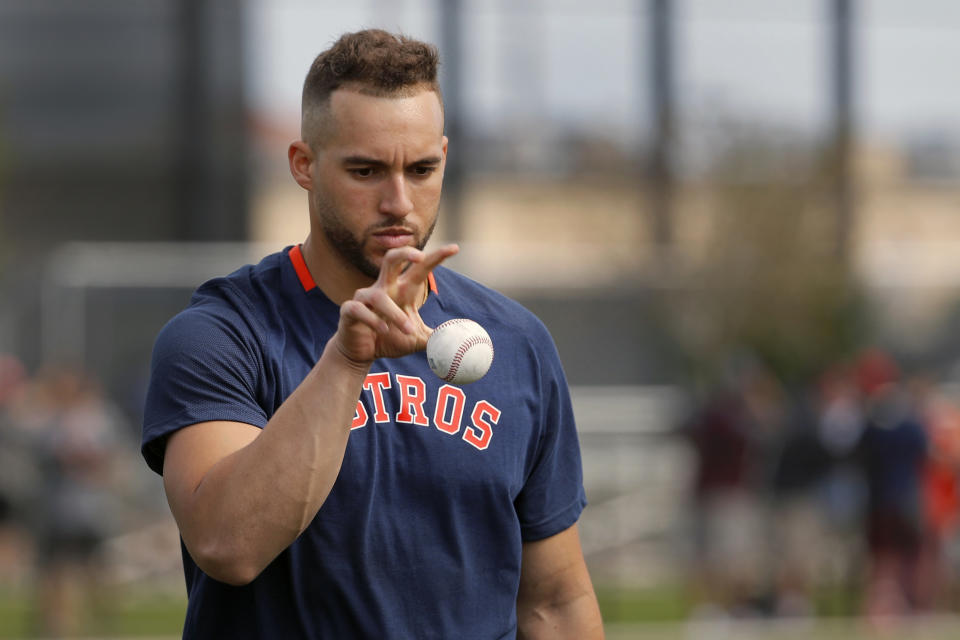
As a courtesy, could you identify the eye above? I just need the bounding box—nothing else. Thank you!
[410,165,436,177]
[350,167,375,178]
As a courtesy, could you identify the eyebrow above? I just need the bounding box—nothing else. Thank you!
[341,155,443,167]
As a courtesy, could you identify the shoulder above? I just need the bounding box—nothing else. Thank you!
[430,267,565,384]
[432,266,550,339]
[153,250,291,357]
[191,250,288,314]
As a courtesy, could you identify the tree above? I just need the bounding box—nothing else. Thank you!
[668,126,867,386]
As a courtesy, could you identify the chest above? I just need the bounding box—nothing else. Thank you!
[267,335,541,498]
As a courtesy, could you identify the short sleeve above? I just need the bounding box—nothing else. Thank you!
[141,292,269,475]
[513,326,587,541]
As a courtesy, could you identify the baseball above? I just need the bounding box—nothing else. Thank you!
[426,318,494,385]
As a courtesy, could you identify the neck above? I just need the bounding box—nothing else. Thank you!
[299,234,429,308]
[300,235,368,305]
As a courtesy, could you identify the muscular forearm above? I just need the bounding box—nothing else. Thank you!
[168,341,371,585]
[516,526,605,640]
[517,591,605,640]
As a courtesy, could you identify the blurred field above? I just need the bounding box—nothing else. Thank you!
[0,586,184,638]
[1,585,960,639]
[604,617,960,640]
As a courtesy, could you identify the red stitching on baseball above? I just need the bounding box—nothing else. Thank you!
[445,334,494,382]
[437,318,471,331]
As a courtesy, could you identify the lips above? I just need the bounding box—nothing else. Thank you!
[371,227,416,249]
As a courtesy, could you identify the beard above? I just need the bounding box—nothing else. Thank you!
[316,199,438,279]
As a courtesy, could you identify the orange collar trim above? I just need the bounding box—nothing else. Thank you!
[289,245,316,292]
[289,245,439,296]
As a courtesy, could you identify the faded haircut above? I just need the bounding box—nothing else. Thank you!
[301,29,443,144]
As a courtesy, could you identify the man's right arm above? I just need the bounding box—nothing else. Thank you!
[160,245,458,585]
[162,339,371,585]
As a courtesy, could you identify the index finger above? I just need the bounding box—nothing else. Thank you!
[402,244,459,284]
[376,246,425,286]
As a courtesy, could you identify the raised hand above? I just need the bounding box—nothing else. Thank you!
[335,244,459,366]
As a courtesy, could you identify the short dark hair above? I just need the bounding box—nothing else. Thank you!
[301,29,442,142]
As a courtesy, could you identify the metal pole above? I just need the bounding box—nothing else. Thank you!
[831,0,854,262]
[176,0,206,241]
[438,0,465,244]
[647,0,675,249]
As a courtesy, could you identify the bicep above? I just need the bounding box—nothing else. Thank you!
[162,421,261,529]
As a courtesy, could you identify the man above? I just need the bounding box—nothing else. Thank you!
[142,29,603,639]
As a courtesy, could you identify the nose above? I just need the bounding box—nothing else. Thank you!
[379,173,414,218]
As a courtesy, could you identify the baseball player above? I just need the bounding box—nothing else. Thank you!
[142,29,603,639]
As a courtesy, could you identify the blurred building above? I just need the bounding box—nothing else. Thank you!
[0,0,248,383]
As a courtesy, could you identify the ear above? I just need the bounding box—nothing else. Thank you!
[439,135,449,176]
[288,140,315,191]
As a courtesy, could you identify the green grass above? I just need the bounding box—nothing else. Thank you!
[596,582,869,622]
[602,618,960,640]
[1,583,958,640]
[0,582,693,637]
[597,584,692,623]
[0,586,185,639]
[595,584,960,640]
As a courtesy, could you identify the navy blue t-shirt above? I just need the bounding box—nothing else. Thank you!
[142,247,586,639]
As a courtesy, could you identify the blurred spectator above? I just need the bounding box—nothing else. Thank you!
[913,376,960,610]
[680,347,960,623]
[813,362,869,613]
[768,387,830,617]
[854,350,929,623]
[686,354,786,617]
[18,364,129,637]
[0,354,34,586]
